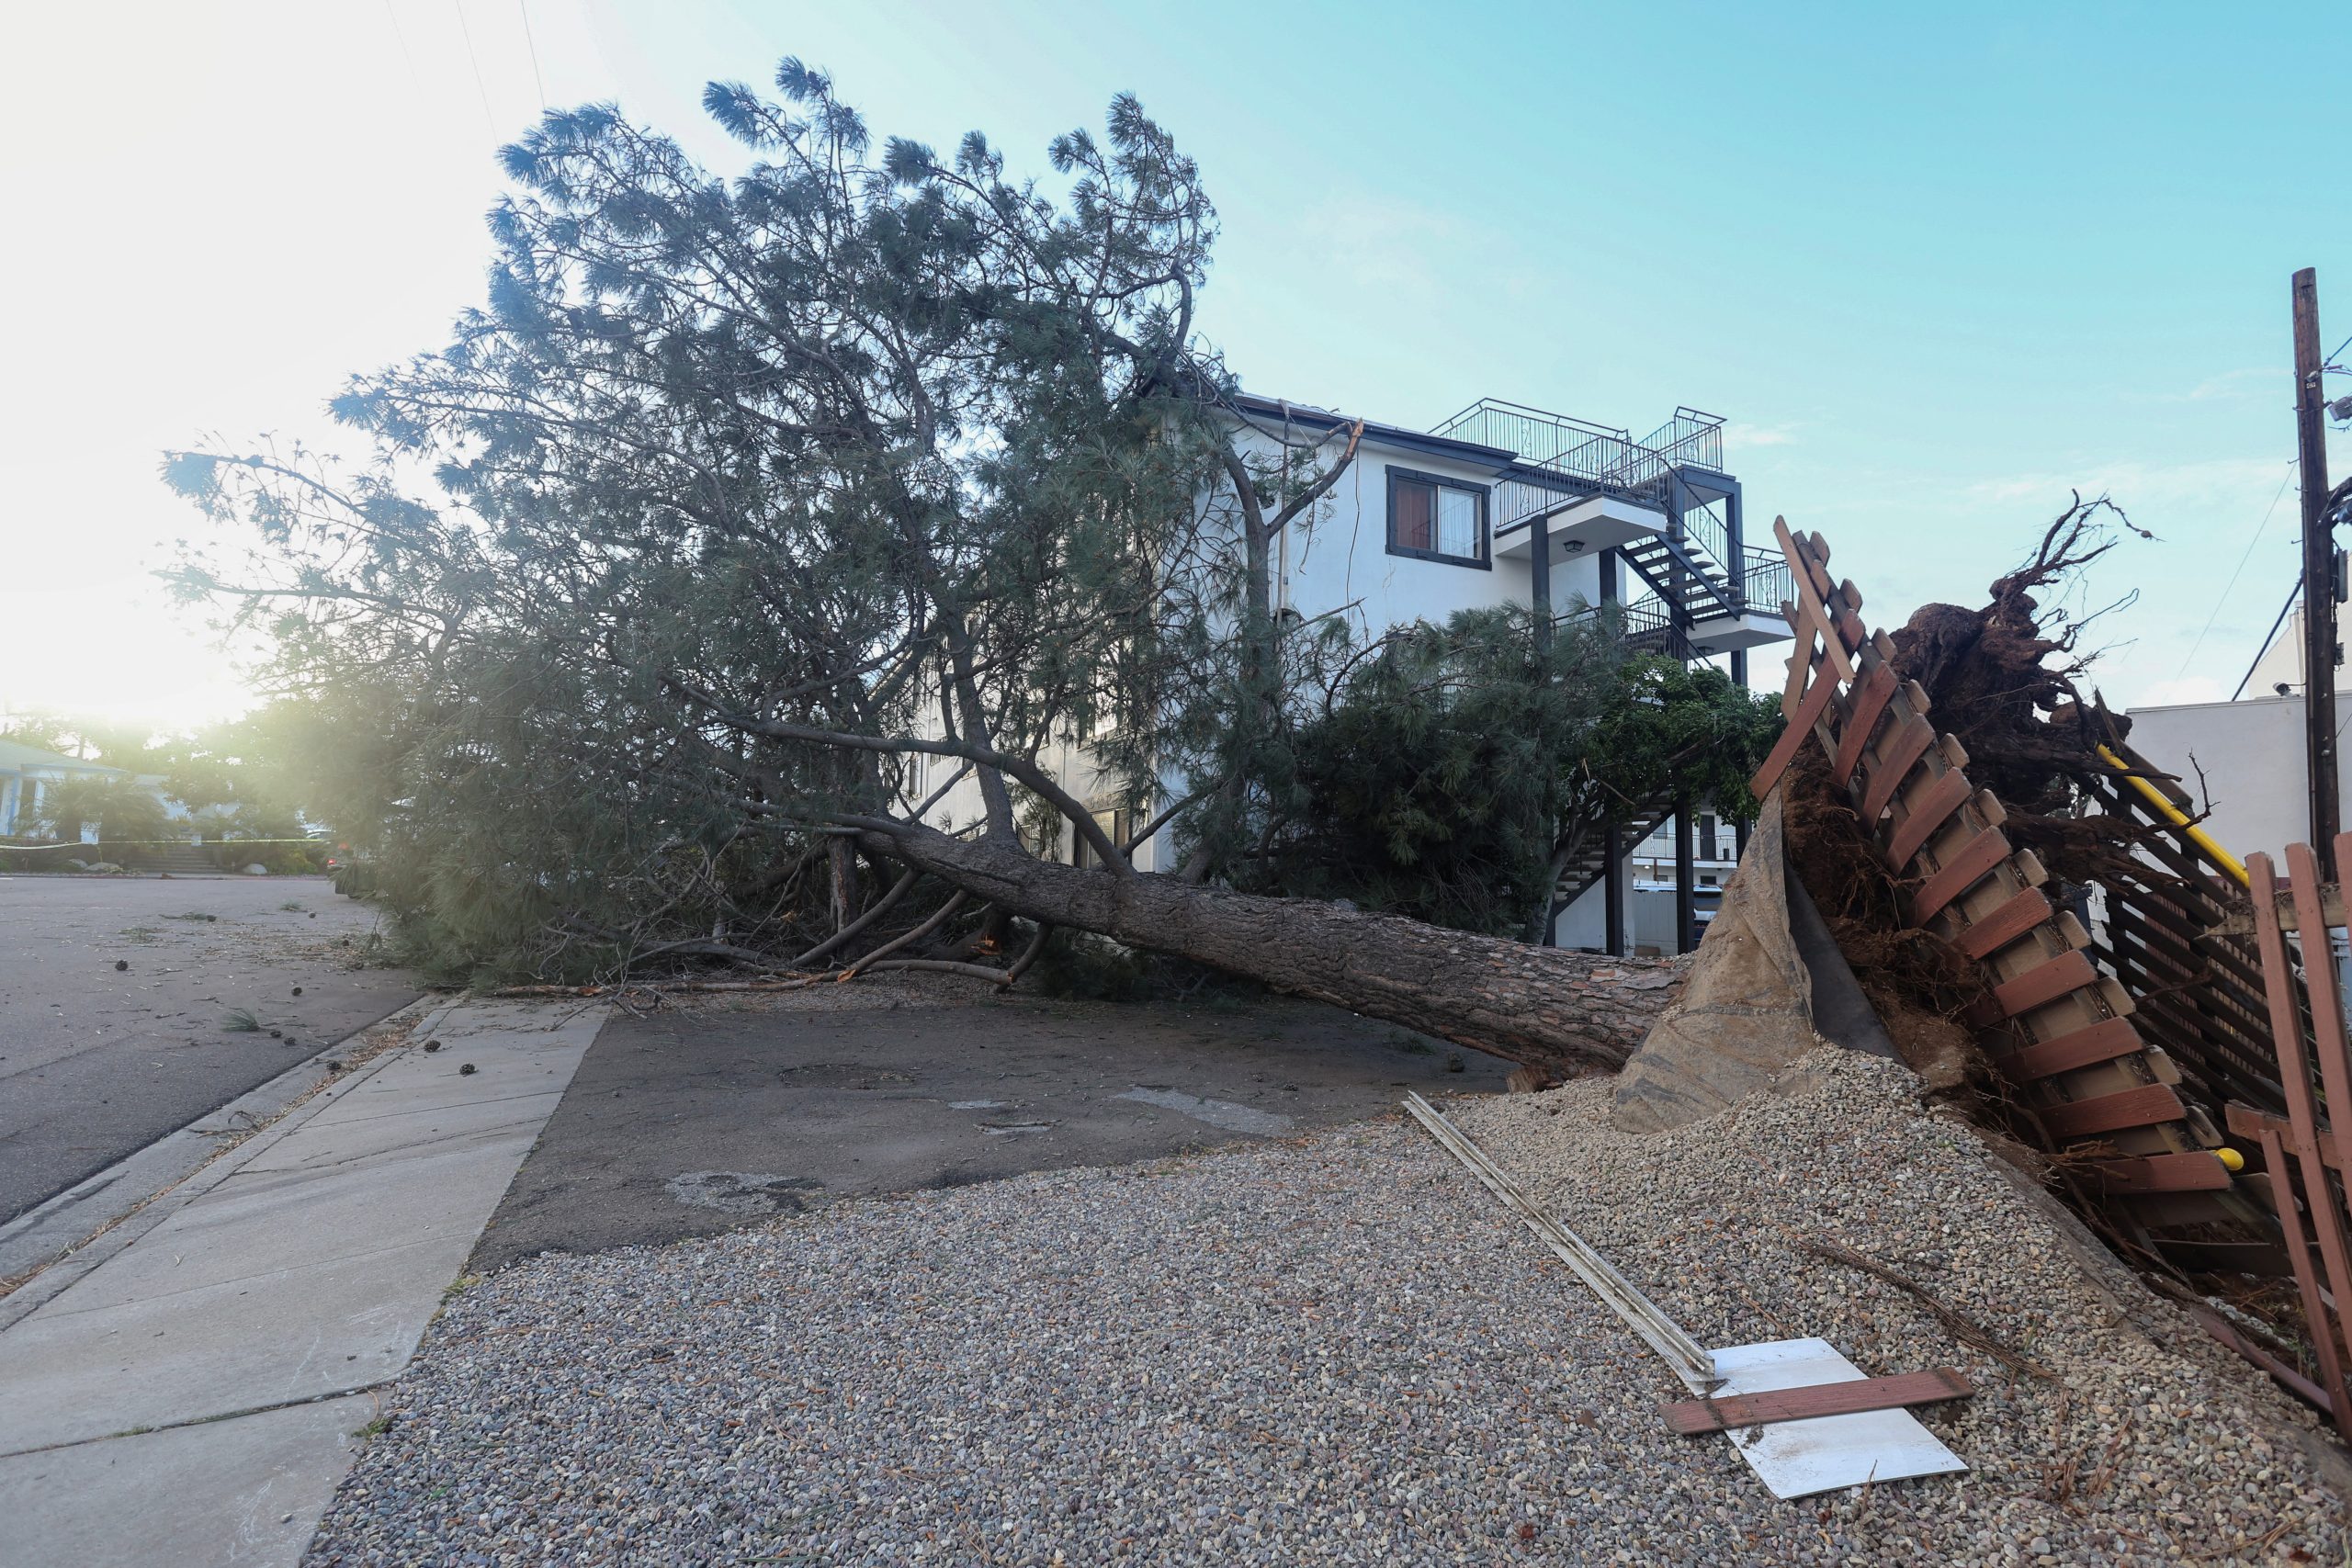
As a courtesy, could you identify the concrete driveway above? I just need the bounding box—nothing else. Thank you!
[473,980,1513,1270]
[0,875,420,1226]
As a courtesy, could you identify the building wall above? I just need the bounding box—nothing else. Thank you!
[2122,693,2352,863]
[1274,438,1607,637]
[909,417,1751,954]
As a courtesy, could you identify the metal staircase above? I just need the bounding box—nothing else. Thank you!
[1432,398,1791,636]
[1554,794,1676,911]
[1429,397,1781,949]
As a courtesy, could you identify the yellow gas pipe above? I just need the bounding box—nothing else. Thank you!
[2095,744,2248,888]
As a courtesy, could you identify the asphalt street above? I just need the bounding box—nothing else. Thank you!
[474,985,1513,1270]
[0,875,421,1224]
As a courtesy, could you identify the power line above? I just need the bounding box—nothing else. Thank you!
[380,0,425,99]
[2177,460,2297,677]
[2234,576,2304,700]
[452,0,497,132]
[517,0,547,111]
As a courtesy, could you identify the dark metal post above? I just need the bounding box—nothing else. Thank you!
[1665,474,1691,647]
[1603,825,1625,956]
[1725,480,1747,608]
[1674,797,1697,953]
[1530,511,1553,655]
[2294,267,2340,874]
[1599,545,1619,607]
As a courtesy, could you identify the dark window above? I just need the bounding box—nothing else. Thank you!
[1075,807,1130,870]
[1386,468,1489,568]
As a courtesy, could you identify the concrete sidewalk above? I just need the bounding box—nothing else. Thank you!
[0,998,605,1568]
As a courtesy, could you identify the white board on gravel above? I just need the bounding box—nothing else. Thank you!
[1708,1337,1968,1500]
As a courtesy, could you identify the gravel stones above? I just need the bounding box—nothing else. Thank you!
[307,1048,2346,1566]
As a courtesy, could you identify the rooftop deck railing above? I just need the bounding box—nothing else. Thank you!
[1443,396,1770,620]
[1430,398,1633,480]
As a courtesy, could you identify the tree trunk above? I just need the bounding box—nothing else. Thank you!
[828,838,862,933]
[859,821,1686,1077]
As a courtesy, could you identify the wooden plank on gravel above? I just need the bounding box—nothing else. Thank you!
[1662,1369,1973,1436]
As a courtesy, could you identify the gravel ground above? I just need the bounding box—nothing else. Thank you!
[308,1048,2346,1566]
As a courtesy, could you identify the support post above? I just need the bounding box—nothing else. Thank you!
[1603,825,1625,957]
[2294,267,2340,874]
[1725,481,1747,608]
[1665,475,1691,646]
[1531,511,1553,654]
[1674,798,1697,954]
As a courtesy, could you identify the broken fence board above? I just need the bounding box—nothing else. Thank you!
[2038,1082,2188,1139]
[1998,1016,2145,1083]
[1831,659,1897,787]
[1750,671,1839,800]
[1953,886,2054,961]
[1910,827,2013,925]
[1858,716,1936,824]
[1966,949,2099,1027]
[2084,1152,2235,1194]
[1885,769,1974,870]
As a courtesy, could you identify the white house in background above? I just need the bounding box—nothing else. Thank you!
[0,739,130,839]
[922,391,1795,953]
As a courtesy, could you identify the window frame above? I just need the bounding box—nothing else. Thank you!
[1073,805,1131,871]
[1385,466,1492,570]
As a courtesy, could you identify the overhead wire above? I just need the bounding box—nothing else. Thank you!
[452,0,497,132]
[2233,576,2303,700]
[517,0,548,111]
[2177,460,2297,678]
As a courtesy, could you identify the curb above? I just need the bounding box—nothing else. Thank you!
[0,996,455,1329]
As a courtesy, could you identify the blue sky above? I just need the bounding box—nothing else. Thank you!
[2,1,2344,723]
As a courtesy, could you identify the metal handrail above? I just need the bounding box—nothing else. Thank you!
[1742,555,1792,617]
[1635,407,1727,475]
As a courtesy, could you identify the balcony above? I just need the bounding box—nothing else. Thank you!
[1492,492,1668,559]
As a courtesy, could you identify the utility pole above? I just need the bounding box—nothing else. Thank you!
[2293,267,2339,874]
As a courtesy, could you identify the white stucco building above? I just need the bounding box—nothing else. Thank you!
[922,390,1795,953]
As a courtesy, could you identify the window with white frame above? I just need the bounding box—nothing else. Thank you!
[1385,467,1489,568]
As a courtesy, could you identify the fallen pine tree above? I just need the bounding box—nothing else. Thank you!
[168,62,1723,1077]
